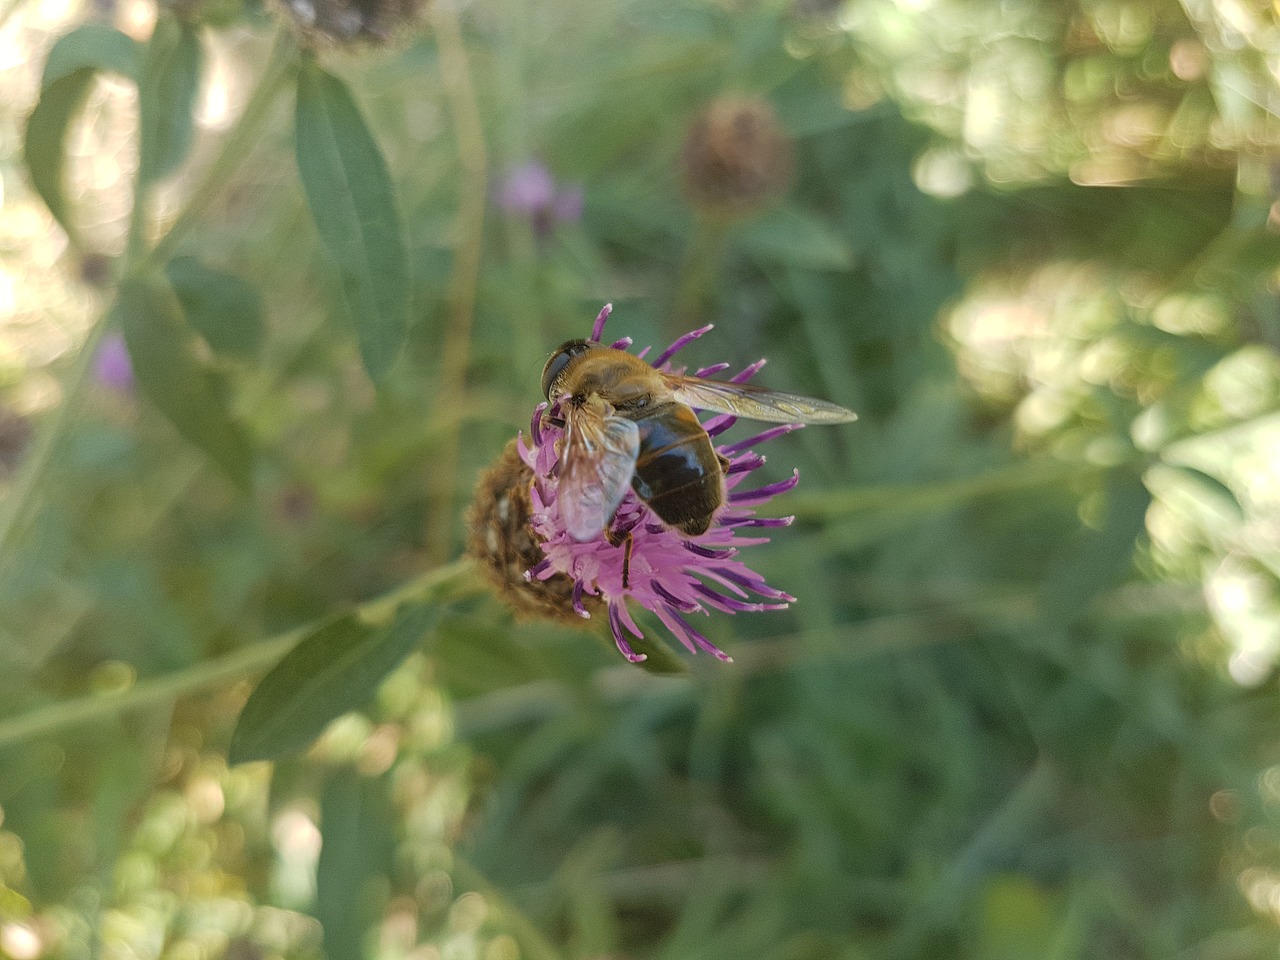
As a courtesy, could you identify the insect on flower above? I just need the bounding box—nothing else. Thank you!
[542,321,855,543]
[469,304,855,663]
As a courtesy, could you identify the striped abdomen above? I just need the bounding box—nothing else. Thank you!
[628,402,724,535]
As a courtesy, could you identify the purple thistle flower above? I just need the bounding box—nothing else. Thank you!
[93,331,134,393]
[497,162,584,237]
[515,304,803,664]
[550,184,584,223]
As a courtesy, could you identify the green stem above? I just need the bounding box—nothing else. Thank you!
[0,320,108,558]
[0,557,479,750]
[0,632,297,750]
[427,0,488,565]
[787,457,1110,521]
[668,213,730,337]
[148,29,299,267]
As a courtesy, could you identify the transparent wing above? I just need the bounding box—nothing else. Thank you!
[559,405,641,542]
[666,374,857,424]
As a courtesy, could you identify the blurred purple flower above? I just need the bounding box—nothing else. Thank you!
[93,332,134,393]
[517,305,799,663]
[497,162,583,236]
[550,185,583,223]
[498,162,555,213]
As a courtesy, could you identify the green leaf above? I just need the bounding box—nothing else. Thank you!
[315,768,395,960]
[738,206,855,271]
[433,614,548,698]
[580,620,686,674]
[165,256,265,359]
[1167,464,1245,522]
[294,62,409,380]
[115,273,254,487]
[42,23,140,86]
[23,72,94,244]
[228,603,440,764]
[622,632,690,675]
[25,25,141,244]
[137,18,203,185]
[89,726,166,887]
[1044,469,1151,620]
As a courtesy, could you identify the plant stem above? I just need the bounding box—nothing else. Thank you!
[0,557,479,750]
[0,632,298,751]
[668,212,730,338]
[427,0,488,564]
[0,319,107,558]
[787,457,1109,521]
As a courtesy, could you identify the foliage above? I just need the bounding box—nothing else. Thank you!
[0,0,1279,957]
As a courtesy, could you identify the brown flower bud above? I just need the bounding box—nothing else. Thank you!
[680,95,794,216]
[465,440,603,625]
[275,0,425,46]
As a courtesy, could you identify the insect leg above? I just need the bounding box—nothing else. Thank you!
[606,526,636,588]
[622,531,634,589]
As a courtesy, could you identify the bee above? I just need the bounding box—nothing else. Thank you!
[541,338,856,544]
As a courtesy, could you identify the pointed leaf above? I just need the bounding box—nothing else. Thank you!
[1168,464,1244,522]
[24,71,94,243]
[617,631,689,675]
[295,62,409,380]
[137,18,203,185]
[42,23,140,86]
[89,731,165,886]
[433,615,547,697]
[315,768,395,960]
[115,274,254,487]
[1044,469,1151,620]
[228,603,440,764]
[165,256,265,358]
[25,25,141,243]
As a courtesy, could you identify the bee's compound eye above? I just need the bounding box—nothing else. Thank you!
[541,339,594,400]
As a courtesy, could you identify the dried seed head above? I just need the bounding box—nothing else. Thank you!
[680,95,794,216]
[465,439,604,626]
[274,0,425,46]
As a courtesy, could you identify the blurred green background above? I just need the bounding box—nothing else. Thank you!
[3,0,1280,956]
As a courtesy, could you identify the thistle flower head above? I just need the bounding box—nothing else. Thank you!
[471,305,807,664]
[680,95,794,217]
[497,162,584,237]
[276,0,423,46]
[94,332,135,394]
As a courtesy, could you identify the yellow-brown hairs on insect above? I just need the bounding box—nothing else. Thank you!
[464,440,604,625]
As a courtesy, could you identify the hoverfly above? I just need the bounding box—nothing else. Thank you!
[541,338,855,544]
